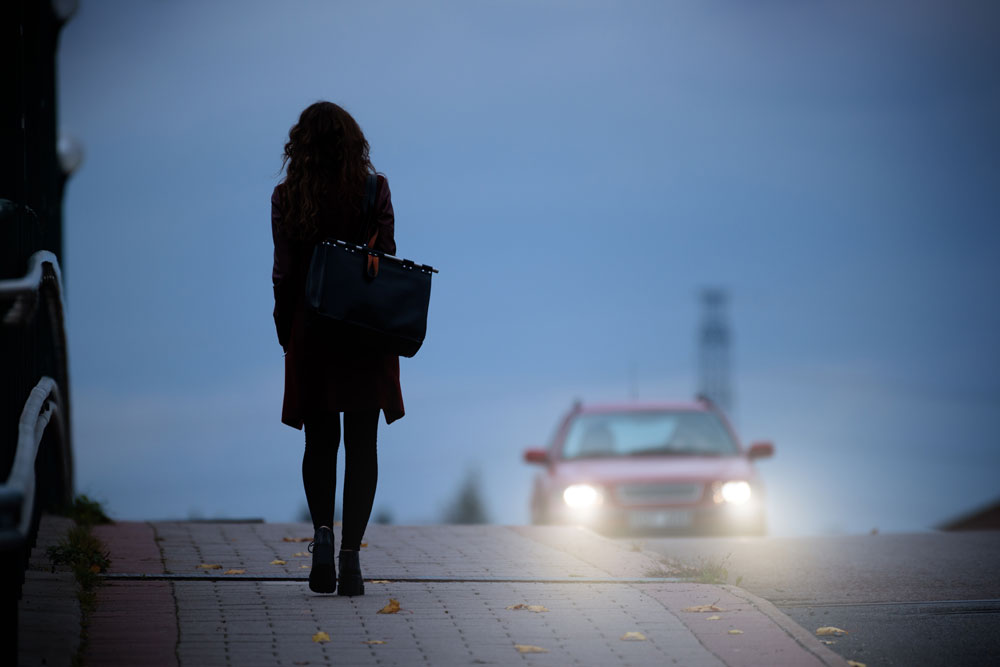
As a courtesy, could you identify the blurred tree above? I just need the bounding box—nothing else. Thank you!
[297,503,342,524]
[373,508,393,525]
[442,470,490,524]
[297,503,310,524]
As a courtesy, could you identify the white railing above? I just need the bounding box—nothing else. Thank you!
[0,378,66,548]
[0,250,72,549]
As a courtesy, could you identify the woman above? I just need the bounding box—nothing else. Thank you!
[271,101,403,595]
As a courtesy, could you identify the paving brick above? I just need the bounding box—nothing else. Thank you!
[19,518,847,666]
[17,517,81,667]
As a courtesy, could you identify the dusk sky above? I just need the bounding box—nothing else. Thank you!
[59,1,999,535]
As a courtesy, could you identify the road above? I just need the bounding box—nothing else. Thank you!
[630,531,1000,666]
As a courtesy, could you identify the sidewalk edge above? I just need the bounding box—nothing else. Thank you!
[719,584,847,667]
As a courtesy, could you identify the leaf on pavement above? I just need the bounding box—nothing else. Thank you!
[377,598,401,614]
[300,565,310,569]
[371,580,391,584]
[706,615,721,621]
[197,564,222,570]
[728,629,744,635]
[620,632,647,641]
[283,537,312,542]
[363,640,386,645]
[271,559,287,565]
[293,552,309,557]
[506,604,549,612]
[514,644,548,654]
[224,569,245,575]
[312,631,330,643]
[847,661,866,667]
[683,604,725,612]
[816,626,848,636]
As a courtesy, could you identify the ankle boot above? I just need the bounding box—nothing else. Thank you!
[337,549,364,596]
[308,526,336,594]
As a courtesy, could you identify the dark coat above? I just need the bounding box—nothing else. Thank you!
[271,174,404,428]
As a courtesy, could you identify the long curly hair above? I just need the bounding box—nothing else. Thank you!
[279,101,373,240]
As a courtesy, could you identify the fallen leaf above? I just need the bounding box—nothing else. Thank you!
[728,629,744,635]
[820,640,836,645]
[363,640,386,645]
[847,661,866,667]
[568,573,584,577]
[370,579,391,584]
[377,598,401,614]
[300,565,310,569]
[506,604,549,613]
[283,537,312,542]
[816,627,848,636]
[706,615,721,621]
[224,569,245,575]
[197,564,222,570]
[271,559,287,565]
[312,631,330,643]
[620,632,647,641]
[683,604,725,613]
[293,552,309,557]
[514,645,548,654]
[89,564,101,574]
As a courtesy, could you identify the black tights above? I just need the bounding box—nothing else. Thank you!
[302,410,379,551]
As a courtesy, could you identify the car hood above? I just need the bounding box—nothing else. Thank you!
[551,455,757,484]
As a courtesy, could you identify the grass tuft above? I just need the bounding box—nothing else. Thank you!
[644,552,735,584]
[47,524,112,589]
[62,494,113,527]
[47,495,113,667]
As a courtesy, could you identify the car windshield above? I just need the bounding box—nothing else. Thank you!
[560,411,738,459]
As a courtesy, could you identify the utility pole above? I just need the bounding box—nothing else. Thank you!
[698,288,733,417]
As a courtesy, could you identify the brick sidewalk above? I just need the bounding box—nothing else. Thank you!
[20,519,846,666]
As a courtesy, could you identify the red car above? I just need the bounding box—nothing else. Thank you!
[523,399,774,536]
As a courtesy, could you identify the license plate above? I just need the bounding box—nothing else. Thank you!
[629,509,694,529]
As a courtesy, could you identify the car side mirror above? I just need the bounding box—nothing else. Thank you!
[523,448,550,465]
[747,441,774,460]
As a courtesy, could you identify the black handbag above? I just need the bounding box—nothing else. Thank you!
[304,174,437,358]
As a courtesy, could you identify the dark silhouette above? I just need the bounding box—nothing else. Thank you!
[271,101,402,595]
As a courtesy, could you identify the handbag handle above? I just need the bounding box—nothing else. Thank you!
[361,173,380,278]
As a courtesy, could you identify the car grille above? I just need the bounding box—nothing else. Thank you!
[616,482,703,505]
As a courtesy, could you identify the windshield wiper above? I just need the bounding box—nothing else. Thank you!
[627,447,720,457]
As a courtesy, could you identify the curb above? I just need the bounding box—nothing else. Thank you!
[604,538,847,666]
[720,584,847,666]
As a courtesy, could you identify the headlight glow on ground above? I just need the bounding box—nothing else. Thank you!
[720,480,752,505]
[563,484,603,509]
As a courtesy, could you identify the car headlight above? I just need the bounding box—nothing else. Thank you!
[719,480,752,505]
[563,484,603,509]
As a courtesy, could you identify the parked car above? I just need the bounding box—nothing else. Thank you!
[523,399,773,536]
